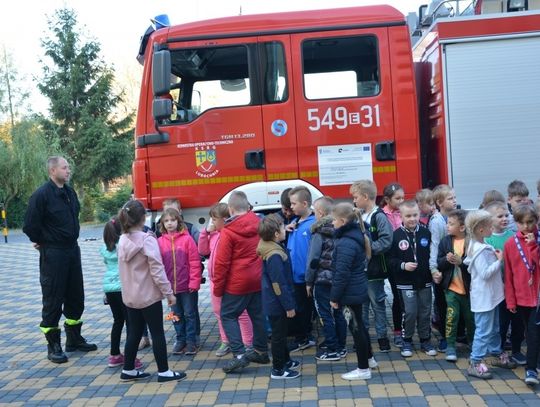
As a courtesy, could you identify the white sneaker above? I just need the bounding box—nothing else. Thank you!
[341,368,371,380]
[368,357,378,369]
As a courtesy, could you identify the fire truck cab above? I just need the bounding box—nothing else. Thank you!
[134,5,421,225]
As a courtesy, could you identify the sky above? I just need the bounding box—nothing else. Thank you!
[0,0,426,116]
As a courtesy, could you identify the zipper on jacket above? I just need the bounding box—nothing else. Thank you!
[171,235,177,294]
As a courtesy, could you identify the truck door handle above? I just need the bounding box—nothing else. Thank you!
[245,150,265,169]
[375,141,395,161]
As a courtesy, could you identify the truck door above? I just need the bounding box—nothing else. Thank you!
[291,28,396,198]
[147,37,265,209]
[257,35,299,184]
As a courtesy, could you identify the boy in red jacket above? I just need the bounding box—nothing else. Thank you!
[503,204,540,385]
[213,191,270,373]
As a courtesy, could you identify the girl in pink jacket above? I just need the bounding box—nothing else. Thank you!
[158,207,201,356]
[381,182,405,231]
[117,200,186,383]
[198,203,253,357]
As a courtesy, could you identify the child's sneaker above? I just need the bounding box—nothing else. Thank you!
[341,368,371,380]
[172,340,186,355]
[285,359,301,370]
[368,357,378,369]
[315,351,341,361]
[445,348,458,362]
[108,354,143,369]
[437,338,447,353]
[421,341,437,356]
[400,341,413,358]
[270,368,301,379]
[184,344,198,356]
[525,369,539,386]
[378,337,391,353]
[339,348,348,358]
[511,352,526,366]
[393,333,403,348]
[468,360,492,379]
[215,342,231,357]
[489,352,517,369]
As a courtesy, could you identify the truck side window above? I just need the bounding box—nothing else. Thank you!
[169,45,251,122]
[302,35,380,100]
[263,42,288,103]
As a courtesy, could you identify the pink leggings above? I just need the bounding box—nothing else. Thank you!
[210,280,253,346]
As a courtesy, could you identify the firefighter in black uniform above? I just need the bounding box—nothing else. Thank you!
[23,156,97,363]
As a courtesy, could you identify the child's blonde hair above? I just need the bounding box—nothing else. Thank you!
[350,180,377,201]
[465,210,492,241]
[432,184,453,208]
[332,202,371,260]
[415,188,433,204]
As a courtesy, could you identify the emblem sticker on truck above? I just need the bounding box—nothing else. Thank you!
[271,119,288,137]
[195,146,219,178]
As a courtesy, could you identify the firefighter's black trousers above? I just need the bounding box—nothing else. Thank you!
[39,245,84,328]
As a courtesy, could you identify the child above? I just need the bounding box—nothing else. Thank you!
[330,202,377,380]
[479,190,505,209]
[437,209,474,362]
[389,200,437,358]
[381,182,405,231]
[198,203,253,357]
[503,204,540,385]
[485,201,525,366]
[416,188,436,226]
[286,186,316,352]
[350,180,393,351]
[101,217,143,370]
[117,200,186,382]
[157,207,201,355]
[257,214,300,379]
[464,210,516,379]
[429,184,457,352]
[305,196,347,360]
[507,180,530,232]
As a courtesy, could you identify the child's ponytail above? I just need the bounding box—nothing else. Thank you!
[353,207,372,261]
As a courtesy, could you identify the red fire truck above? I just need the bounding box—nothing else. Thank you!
[413,0,540,208]
[134,5,420,225]
[134,2,540,224]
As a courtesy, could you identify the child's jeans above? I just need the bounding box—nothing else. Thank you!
[399,287,432,341]
[210,280,253,346]
[268,314,291,371]
[499,299,524,354]
[471,306,502,362]
[445,290,475,349]
[172,292,198,345]
[313,284,347,352]
[362,279,388,339]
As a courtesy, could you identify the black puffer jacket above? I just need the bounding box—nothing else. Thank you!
[330,221,368,305]
[305,216,335,286]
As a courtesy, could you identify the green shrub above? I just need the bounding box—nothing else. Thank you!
[96,184,132,222]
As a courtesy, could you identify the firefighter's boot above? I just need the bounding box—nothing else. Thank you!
[64,322,98,352]
[44,328,68,364]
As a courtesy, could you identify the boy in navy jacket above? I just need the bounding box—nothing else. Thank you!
[257,214,300,380]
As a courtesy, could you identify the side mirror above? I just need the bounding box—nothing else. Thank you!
[152,50,171,96]
[153,99,172,121]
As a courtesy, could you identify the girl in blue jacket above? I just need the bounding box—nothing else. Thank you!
[101,217,142,369]
[330,203,377,381]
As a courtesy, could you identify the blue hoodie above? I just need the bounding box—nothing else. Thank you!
[287,213,316,283]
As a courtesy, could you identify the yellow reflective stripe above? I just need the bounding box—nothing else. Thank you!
[267,172,299,180]
[39,326,59,334]
[65,319,82,326]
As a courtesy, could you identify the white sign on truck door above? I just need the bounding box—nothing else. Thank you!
[317,143,373,186]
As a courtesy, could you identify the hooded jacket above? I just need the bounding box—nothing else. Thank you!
[158,230,201,293]
[305,216,335,286]
[287,213,316,283]
[382,205,402,231]
[118,231,173,309]
[257,239,296,316]
[198,228,220,280]
[463,240,503,313]
[101,244,121,293]
[212,211,262,297]
[503,229,540,309]
[330,221,369,305]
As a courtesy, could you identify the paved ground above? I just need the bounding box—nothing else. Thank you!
[1,238,540,406]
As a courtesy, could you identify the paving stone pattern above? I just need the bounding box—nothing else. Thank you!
[1,240,539,406]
